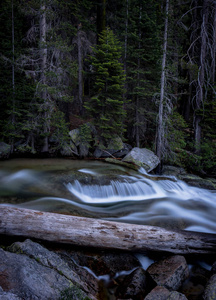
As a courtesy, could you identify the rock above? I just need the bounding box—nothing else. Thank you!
[69,128,81,146]
[93,136,126,158]
[105,158,140,171]
[0,247,71,300]
[5,239,98,299]
[113,143,132,158]
[57,248,141,278]
[122,147,160,172]
[162,165,187,178]
[147,255,189,291]
[144,286,171,300]
[69,126,92,157]
[60,142,77,156]
[211,261,216,274]
[203,274,216,300]
[107,136,124,151]
[162,165,216,190]
[79,143,89,158]
[0,286,22,300]
[179,174,216,190]
[0,142,10,159]
[115,267,156,300]
[167,291,188,299]
[179,265,210,300]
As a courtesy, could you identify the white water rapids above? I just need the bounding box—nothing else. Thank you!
[0,159,216,234]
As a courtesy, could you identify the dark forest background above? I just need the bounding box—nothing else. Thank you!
[0,0,216,176]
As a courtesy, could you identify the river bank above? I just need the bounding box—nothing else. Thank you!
[0,158,216,299]
[0,236,216,300]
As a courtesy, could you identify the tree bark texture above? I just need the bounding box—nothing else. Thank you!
[194,0,209,153]
[11,0,15,153]
[212,2,216,82]
[40,4,49,152]
[78,24,83,114]
[156,0,169,162]
[1,206,216,255]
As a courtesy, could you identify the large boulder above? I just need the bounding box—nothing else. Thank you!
[1,239,98,300]
[0,247,71,300]
[122,147,160,172]
[0,142,10,159]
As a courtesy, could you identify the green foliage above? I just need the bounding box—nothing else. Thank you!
[79,123,92,146]
[50,110,70,150]
[59,284,90,300]
[166,111,188,150]
[164,111,188,164]
[85,28,126,140]
[108,0,161,147]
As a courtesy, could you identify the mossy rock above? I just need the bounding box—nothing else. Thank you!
[105,158,140,171]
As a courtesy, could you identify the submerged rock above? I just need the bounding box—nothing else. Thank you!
[162,165,216,189]
[62,249,141,278]
[122,147,160,172]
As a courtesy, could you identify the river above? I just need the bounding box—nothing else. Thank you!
[0,158,216,235]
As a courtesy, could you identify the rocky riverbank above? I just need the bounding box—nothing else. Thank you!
[0,238,216,299]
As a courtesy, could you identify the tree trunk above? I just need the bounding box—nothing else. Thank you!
[123,0,129,102]
[40,4,49,153]
[135,4,142,148]
[156,0,169,163]
[1,206,216,255]
[194,0,208,154]
[212,2,216,82]
[78,24,83,114]
[97,0,106,39]
[11,0,15,153]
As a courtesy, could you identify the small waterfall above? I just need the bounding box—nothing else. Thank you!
[66,176,166,203]
[1,159,216,234]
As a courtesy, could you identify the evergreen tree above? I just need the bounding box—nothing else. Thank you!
[107,0,161,148]
[85,28,126,140]
[15,0,78,153]
[0,0,35,151]
[126,0,161,148]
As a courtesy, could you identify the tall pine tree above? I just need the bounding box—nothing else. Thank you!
[86,28,126,141]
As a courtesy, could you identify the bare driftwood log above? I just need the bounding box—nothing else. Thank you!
[0,206,216,254]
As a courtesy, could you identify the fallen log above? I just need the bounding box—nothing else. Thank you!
[0,206,216,254]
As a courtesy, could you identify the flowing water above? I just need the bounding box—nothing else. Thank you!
[0,158,216,234]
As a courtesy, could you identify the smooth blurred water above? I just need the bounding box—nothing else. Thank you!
[0,158,216,234]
